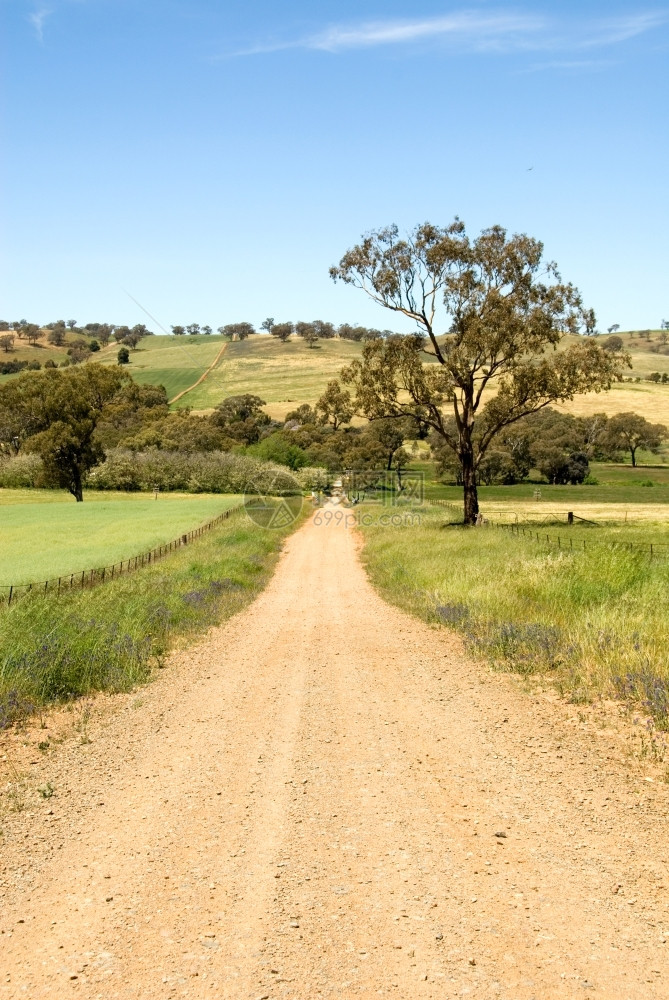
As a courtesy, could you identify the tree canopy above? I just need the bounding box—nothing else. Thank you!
[0,365,130,500]
[330,220,629,522]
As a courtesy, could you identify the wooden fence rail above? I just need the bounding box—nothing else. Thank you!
[426,499,669,559]
[0,504,243,607]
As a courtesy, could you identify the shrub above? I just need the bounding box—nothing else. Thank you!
[86,449,301,495]
[0,453,44,488]
[296,466,332,491]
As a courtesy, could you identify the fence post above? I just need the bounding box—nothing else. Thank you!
[8,586,12,606]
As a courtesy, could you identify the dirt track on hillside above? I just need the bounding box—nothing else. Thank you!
[1,508,669,998]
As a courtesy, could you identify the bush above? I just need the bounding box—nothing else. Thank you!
[86,449,301,495]
[0,360,29,375]
[296,466,332,491]
[0,453,44,488]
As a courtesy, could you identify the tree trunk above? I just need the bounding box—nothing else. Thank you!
[631,447,637,467]
[69,470,84,502]
[461,450,479,524]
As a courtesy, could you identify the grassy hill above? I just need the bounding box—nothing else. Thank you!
[171,335,364,418]
[2,328,668,424]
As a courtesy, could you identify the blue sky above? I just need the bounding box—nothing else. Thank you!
[1,1,667,332]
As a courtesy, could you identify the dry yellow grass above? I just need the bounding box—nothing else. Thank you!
[478,500,669,524]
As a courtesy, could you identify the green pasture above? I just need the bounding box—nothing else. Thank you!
[98,334,225,401]
[415,460,669,512]
[172,335,364,417]
[0,492,241,586]
[0,503,301,723]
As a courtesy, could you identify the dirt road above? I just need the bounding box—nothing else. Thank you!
[2,509,668,998]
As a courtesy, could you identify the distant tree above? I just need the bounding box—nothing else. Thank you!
[661,319,669,331]
[66,319,77,329]
[0,334,15,353]
[89,340,100,353]
[171,325,186,336]
[659,331,668,346]
[113,326,131,343]
[251,431,309,470]
[583,308,597,336]
[221,322,255,341]
[48,327,66,347]
[260,317,275,335]
[123,331,143,350]
[270,322,294,343]
[640,329,652,340]
[97,324,112,347]
[131,323,151,339]
[648,372,662,383]
[368,418,406,470]
[210,394,271,444]
[392,445,412,492]
[337,323,363,341]
[603,412,667,466]
[607,324,620,335]
[0,365,129,500]
[284,403,318,426]
[187,323,201,336]
[0,321,10,331]
[603,334,624,352]
[117,346,130,365]
[23,324,43,346]
[67,341,92,365]
[315,380,354,430]
[313,320,336,339]
[201,325,212,335]
[296,321,319,348]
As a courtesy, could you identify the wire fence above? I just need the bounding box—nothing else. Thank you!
[426,498,669,559]
[0,504,244,607]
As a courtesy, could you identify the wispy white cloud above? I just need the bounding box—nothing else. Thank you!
[576,11,668,48]
[227,7,669,60]
[28,5,53,43]
[308,12,545,53]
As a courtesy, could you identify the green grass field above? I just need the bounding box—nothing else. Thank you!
[412,459,669,515]
[170,335,365,416]
[358,505,669,726]
[0,492,241,586]
[0,504,301,723]
[98,334,226,401]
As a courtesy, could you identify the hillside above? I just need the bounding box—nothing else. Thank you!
[2,329,669,424]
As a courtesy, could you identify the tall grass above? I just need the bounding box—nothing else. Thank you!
[359,507,669,727]
[0,506,298,726]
